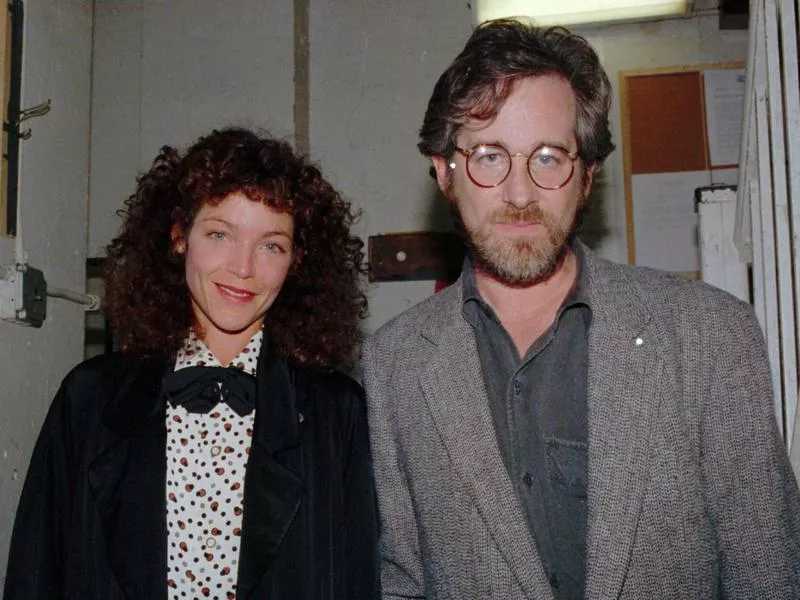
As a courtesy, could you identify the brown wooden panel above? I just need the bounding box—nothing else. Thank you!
[627,72,708,174]
[368,231,464,282]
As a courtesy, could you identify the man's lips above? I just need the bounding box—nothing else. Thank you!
[494,220,542,228]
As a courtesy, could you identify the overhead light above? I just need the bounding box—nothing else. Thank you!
[473,0,692,27]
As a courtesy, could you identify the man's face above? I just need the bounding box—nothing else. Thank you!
[433,75,595,286]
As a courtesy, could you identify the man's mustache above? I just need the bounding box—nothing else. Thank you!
[490,205,546,224]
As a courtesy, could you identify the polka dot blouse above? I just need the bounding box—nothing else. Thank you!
[166,329,261,599]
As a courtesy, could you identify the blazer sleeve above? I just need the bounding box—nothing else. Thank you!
[3,380,77,600]
[701,300,800,597]
[361,336,427,600]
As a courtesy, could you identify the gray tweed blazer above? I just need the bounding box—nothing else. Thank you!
[361,245,800,599]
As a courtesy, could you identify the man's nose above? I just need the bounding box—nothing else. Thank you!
[503,158,539,209]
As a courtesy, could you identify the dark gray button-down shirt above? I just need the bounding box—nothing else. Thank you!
[462,245,591,600]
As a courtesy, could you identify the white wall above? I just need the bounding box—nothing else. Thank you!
[309,0,473,333]
[0,0,93,583]
[89,0,295,257]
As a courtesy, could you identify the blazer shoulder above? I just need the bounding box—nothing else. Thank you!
[60,352,151,392]
[56,352,166,420]
[293,366,366,418]
[367,282,461,350]
[594,257,760,344]
[593,255,753,314]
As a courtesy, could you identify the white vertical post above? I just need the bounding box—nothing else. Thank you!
[697,187,750,303]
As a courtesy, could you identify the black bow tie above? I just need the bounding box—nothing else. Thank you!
[162,366,257,417]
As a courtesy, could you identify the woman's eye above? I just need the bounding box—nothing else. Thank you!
[209,231,226,241]
[262,242,283,253]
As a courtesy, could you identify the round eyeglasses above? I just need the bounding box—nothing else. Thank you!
[453,144,580,190]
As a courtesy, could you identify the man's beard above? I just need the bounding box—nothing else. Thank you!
[449,195,582,287]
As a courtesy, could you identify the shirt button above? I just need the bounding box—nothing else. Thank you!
[549,573,560,589]
[522,473,533,487]
[210,446,222,457]
[513,380,522,395]
[206,537,216,548]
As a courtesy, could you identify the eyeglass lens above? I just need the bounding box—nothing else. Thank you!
[466,144,575,189]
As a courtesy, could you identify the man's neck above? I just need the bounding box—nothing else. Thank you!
[474,249,579,356]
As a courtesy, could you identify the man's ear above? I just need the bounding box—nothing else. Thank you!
[582,162,598,198]
[431,155,454,193]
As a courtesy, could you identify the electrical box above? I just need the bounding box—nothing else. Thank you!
[0,264,47,327]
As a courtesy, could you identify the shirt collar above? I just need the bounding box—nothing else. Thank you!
[174,328,263,376]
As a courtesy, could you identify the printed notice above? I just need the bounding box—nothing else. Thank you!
[704,69,746,167]
[632,170,712,273]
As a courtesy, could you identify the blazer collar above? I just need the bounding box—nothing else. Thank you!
[88,344,306,600]
[418,289,554,598]
[581,248,665,599]
[418,243,663,599]
[236,342,304,598]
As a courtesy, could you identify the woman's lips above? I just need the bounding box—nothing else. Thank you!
[216,283,256,301]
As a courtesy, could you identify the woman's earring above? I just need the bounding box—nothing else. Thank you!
[170,240,186,258]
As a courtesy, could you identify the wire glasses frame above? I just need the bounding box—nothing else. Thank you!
[452,143,580,190]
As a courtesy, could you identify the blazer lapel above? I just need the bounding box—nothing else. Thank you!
[236,344,304,599]
[583,254,665,599]
[88,357,169,600]
[419,298,553,598]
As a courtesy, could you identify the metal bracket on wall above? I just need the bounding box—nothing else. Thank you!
[11,99,52,140]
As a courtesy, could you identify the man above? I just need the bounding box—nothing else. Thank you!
[361,18,800,600]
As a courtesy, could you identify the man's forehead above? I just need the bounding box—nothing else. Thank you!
[455,78,579,150]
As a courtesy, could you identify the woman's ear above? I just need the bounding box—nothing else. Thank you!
[171,223,186,255]
[292,248,304,268]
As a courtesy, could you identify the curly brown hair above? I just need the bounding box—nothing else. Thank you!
[103,127,367,370]
[419,19,615,169]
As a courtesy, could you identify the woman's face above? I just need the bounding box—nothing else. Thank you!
[177,191,294,360]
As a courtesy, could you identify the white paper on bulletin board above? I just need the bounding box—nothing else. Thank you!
[632,170,711,272]
[703,69,745,167]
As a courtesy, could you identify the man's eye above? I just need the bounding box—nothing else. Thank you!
[476,152,507,168]
[532,151,565,169]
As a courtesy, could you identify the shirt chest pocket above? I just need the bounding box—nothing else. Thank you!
[544,437,588,499]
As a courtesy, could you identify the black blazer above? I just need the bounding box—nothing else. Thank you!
[3,344,378,599]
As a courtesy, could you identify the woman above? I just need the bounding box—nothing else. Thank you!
[4,128,377,599]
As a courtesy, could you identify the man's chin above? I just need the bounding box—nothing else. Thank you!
[473,239,569,287]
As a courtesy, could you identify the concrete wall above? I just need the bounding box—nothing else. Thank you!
[0,0,93,583]
[89,0,295,257]
[308,0,472,333]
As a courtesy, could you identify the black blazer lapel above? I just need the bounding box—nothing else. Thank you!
[87,357,169,600]
[236,344,304,599]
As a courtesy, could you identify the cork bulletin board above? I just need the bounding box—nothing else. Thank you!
[620,62,745,277]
